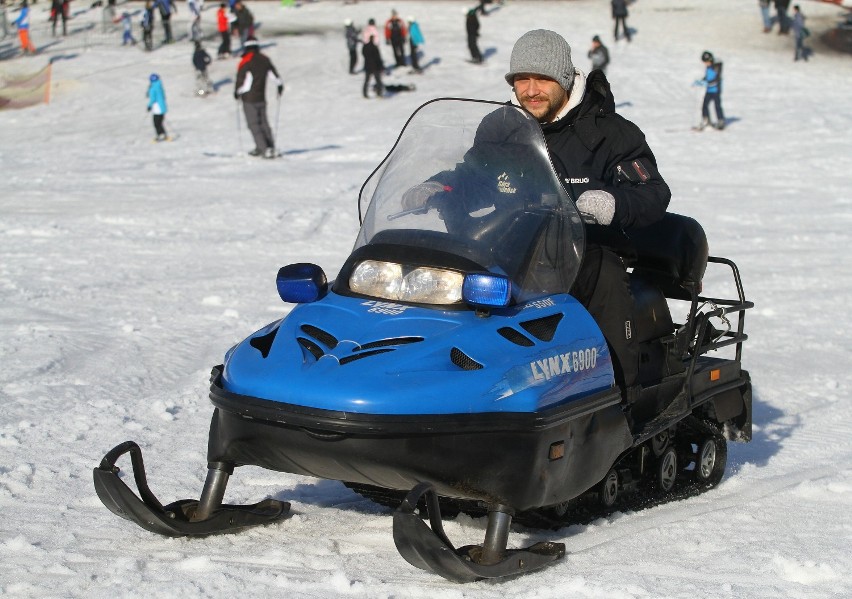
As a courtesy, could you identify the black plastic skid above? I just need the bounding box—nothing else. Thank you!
[393,482,565,583]
[92,441,290,537]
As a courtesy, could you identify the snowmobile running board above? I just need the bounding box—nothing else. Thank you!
[92,441,290,537]
[393,482,566,583]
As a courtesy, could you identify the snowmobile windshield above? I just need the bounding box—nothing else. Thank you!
[353,98,585,305]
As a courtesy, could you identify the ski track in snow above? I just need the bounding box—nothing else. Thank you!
[2,0,852,597]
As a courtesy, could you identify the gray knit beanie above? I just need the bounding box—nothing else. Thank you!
[504,29,575,91]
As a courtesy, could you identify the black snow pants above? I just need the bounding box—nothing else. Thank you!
[570,244,639,390]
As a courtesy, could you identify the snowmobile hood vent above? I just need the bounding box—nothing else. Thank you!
[498,327,535,347]
[519,313,563,342]
[296,330,425,365]
[249,327,279,358]
[450,347,484,371]
[300,324,339,349]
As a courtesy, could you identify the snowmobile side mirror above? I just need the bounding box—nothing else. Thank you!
[462,273,511,310]
[276,263,328,304]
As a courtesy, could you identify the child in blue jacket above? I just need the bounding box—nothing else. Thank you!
[147,74,170,141]
[694,51,725,130]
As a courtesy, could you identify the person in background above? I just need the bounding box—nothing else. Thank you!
[361,34,384,98]
[193,40,213,95]
[234,37,284,158]
[50,0,68,37]
[759,0,772,33]
[119,11,136,45]
[344,18,360,74]
[384,9,407,68]
[694,51,725,130]
[141,1,154,51]
[775,0,791,34]
[588,35,609,73]
[12,0,36,55]
[216,2,232,58]
[361,17,379,44]
[155,0,176,44]
[465,7,482,64]
[233,0,253,53]
[407,15,423,73]
[146,73,170,141]
[791,4,808,61]
[611,0,631,42]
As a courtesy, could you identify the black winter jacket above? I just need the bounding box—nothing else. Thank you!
[235,51,281,104]
[541,70,670,248]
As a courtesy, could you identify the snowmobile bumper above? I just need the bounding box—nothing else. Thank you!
[92,440,290,537]
[393,482,565,582]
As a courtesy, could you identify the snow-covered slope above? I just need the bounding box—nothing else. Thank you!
[1,1,851,597]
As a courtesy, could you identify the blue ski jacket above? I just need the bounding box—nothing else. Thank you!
[14,6,31,29]
[703,64,721,94]
[409,21,424,46]
[147,79,168,115]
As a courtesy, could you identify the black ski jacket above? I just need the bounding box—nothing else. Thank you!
[235,51,282,104]
[541,69,670,249]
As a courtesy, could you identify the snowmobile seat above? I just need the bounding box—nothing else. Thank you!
[628,213,708,301]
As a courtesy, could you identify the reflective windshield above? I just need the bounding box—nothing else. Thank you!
[352,98,585,304]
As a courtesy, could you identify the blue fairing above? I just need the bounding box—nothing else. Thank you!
[221,291,613,415]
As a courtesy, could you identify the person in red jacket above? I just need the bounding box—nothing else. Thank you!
[216,2,233,58]
[384,9,407,68]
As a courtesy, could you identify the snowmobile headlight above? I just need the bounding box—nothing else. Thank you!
[462,273,512,308]
[277,263,328,304]
[349,260,464,305]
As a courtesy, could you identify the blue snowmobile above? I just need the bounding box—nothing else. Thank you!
[94,99,753,583]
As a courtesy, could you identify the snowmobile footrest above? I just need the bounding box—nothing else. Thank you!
[92,441,290,537]
[392,482,565,582]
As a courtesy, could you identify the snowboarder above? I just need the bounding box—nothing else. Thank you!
[344,18,360,74]
[611,0,631,42]
[141,1,154,51]
[588,35,609,73]
[146,73,170,142]
[193,41,213,96]
[361,34,384,98]
[693,51,725,130]
[407,16,423,73]
[384,9,407,68]
[234,37,283,158]
[216,2,232,58]
[12,0,37,55]
[465,7,482,64]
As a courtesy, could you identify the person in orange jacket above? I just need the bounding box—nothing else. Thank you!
[384,9,407,67]
[216,2,233,58]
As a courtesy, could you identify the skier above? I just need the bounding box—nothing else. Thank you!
[146,73,170,142]
[792,4,809,61]
[119,11,136,45]
[693,51,725,130]
[611,0,631,42]
[403,29,671,396]
[141,1,154,51]
[344,18,360,74]
[588,35,609,73]
[50,0,68,37]
[193,41,213,96]
[155,0,176,44]
[465,7,482,64]
[361,34,384,98]
[216,2,232,58]
[12,0,37,55]
[407,16,424,73]
[233,0,253,53]
[234,37,283,158]
[384,9,407,68]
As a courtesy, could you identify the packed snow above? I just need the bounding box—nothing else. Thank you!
[2,0,852,597]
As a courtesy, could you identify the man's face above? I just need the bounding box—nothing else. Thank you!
[512,74,569,124]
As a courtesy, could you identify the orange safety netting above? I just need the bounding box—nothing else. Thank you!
[0,64,52,111]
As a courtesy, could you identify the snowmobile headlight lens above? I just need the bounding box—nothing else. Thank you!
[350,260,404,299]
[463,273,512,308]
[349,260,464,305]
[277,263,328,303]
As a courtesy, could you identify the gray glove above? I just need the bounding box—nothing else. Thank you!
[401,181,446,211]
[576,190,616,225]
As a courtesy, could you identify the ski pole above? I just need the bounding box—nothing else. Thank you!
[235,99,243,154]
[273,93,282,152]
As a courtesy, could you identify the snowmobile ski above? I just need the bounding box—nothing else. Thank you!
[92,441,290,537]
[393,482,565,583]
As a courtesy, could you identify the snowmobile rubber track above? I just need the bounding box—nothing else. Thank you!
[93,441,291,537]
[392,482,565,583]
